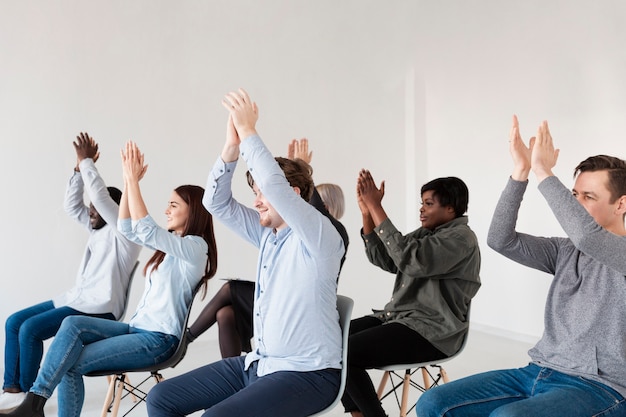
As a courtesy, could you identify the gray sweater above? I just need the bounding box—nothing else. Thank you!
[488,176,626,396]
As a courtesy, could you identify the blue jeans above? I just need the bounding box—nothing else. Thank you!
[146,356,341,417]
[415,363,626,417]
[3,301,114,392]
[29,315,178,417]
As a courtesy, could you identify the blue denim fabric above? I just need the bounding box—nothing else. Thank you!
[415,363,626,417]
[3,301,114,392]
[146,356,341,417]
[29,315,177,417]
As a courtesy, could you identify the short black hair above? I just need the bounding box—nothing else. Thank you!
[107,187,122,205]
[421,177,469,217]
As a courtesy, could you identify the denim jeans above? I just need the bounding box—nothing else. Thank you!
[146,356,341,417]
[29,315,178,417]
[3,301,114,392]
[415,363,626,417]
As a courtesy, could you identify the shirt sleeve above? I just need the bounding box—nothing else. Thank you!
[240,135,344,259]
[487,177,562,274]
[118,215,208,264]
[64,170,90,230]
[202,156,265,248]
[78,158,120,228]
[539,175,626,274]
[369,217,476,279]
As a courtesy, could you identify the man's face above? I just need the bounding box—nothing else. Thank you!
[89,203,106,230]
[253,184,287,231]
[419,190,455,230]
[572,170,623,232]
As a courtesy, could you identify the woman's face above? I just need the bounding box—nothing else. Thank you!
[165,191,190,235]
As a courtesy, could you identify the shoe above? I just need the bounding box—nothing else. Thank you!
[0,392,45,417]
[0,392,26,413]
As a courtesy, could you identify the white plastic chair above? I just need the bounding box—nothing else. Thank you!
[376,305,471,417]
[308,294,354,416]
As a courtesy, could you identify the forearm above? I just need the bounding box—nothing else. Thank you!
[125,180,149,220]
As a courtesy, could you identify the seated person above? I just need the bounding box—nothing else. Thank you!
[1,141,218,417]
[341,170,481,417]
[146,88,345,417]
[186,138,348,358]
[0,133,141,412]
[415,116,626,417]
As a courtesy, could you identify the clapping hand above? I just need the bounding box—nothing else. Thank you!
[73,132,100,171]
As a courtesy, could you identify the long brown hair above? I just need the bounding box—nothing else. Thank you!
[143,185,218,298]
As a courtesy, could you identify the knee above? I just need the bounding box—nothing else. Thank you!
[6,312,22,334]
[415,388,448,417]
[216,306,235,327]
[147,381,178,416]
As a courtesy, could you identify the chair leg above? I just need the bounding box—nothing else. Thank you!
[109,374,125,417]
[421,367,432,390]
[122,373,138,403]
[440,367,449,383]
[376,371,390,399]
[399,370,412,417]
[100,376,117,417]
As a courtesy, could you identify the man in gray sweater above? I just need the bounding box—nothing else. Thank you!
[416,116,626,417]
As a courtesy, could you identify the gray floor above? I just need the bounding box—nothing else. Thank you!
[43,329,535,417]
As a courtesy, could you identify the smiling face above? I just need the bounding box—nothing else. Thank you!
[252,184,287,231]
[89,203,106,230]
[419,190,456,231]
[165,191,190,235]
[572,170,626,234]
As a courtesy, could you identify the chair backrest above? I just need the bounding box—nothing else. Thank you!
[309,294,354,416]
[119,261,140,321]
[147,281,203,371]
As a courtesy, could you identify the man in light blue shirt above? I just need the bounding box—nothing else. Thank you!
[146,89,345,417]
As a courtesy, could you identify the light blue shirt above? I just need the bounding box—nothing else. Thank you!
[56,159,141,319]
[203,135,344,376]
[118,215,207,337]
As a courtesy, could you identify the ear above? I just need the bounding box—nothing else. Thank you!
[615,195,626,215]
[292,186,301,196]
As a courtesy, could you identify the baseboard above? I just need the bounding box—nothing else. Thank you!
[470,322,540,345]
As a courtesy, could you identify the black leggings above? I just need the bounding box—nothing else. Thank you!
[341,316,446,417]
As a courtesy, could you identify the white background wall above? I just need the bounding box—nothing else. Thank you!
[1,0,625,358]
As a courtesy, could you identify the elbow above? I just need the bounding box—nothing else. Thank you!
[486,230,505,252]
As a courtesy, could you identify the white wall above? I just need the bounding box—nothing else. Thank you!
[1,0,625,357]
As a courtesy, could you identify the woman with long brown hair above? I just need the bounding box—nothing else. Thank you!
[3,141,218,417]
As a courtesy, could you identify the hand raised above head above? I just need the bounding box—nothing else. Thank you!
[222,88,258,140]
[287,138,313,164]
[357,169,385,210]
[120,141,148,183]
[508,115,533,181]
[531,120,560,182]
[73,132,100,170]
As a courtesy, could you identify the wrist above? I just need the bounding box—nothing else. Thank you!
[237,128,258,140]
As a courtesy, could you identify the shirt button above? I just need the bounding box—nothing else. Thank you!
[386,312,391,316]
[379,230,384,234]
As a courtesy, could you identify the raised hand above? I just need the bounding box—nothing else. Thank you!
[120,141,148,184]
[509,115,534,181]
[357,169,385,212]
[531,120,559,182]
[73,132,100,171]
[222,88,258,140]
[287,138,313,164]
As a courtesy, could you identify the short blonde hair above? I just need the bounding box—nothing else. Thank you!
[316,183,345,219]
